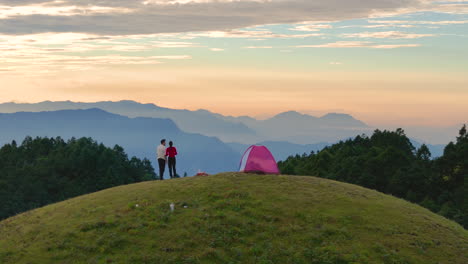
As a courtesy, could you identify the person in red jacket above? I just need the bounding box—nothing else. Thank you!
[166,141,178,178]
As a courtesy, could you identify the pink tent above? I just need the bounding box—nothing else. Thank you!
[239,145,280,174]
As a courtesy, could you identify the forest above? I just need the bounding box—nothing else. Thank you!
[278,126,467,228]
[0,137,156,221]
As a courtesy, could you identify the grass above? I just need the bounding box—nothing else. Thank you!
[0,173,467,264]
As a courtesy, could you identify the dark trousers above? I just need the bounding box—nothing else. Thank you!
[158,158,166,180]
[168,157,177,178]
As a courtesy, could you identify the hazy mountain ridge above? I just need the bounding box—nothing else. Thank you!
[0,101,370,144]
[0,109,241,175]
[0,101,455,159]
[241,111,370,144]
[0,101,257,143]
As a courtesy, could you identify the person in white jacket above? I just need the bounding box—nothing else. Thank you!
[157,139,167,180]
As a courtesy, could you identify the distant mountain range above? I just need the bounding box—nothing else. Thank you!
[0,109,240,176]
[0,101,371,144]
[225,110,370,144]
[0,101,455,162]
[0,101,256,143]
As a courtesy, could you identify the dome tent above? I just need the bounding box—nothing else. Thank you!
[239,145,280,174]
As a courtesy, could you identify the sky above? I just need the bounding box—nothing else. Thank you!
[0,0,467,127]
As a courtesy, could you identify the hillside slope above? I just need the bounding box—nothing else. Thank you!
[0,173,467,264]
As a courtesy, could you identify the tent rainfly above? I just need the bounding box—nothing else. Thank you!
[239,145,280,174]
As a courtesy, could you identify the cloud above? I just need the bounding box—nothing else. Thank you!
[339,24,416,29]
[0,0,425,35]
[342,31,434,39]
[190,30,322,39]
[368,19,468,25]
[371,43,421,48]
[426,2,468,15]
[0,3,132,19]
[337,19,468,29]
[367,0,468,17]
[290,24,333,32]
[0,33,200,56]
[295,41,421,49]
[243,46,273,49]
[329,62,343,65]
[150,55,192,59]
[296,41,371,48]
[151,41,200,48]
[1,54,191,66]
[0,54,194,77]
[0,31,193,76]
[210,48,225,51]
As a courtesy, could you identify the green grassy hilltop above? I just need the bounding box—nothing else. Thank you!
[0,173,467,264]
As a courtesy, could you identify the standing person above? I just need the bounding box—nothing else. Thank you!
[157,139,167,180]
[166,141,178,178]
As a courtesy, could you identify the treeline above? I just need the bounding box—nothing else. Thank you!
[0,137,156,220]
[278,126,467,228]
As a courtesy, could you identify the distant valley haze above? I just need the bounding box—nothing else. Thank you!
[0,100,461,144]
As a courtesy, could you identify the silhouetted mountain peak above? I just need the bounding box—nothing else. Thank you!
[1,108,178,130]
[194,109,217,116]
[273,111,310,119]
[320,113,368,127]
[321,113,353,120]
[101,100,165,111]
